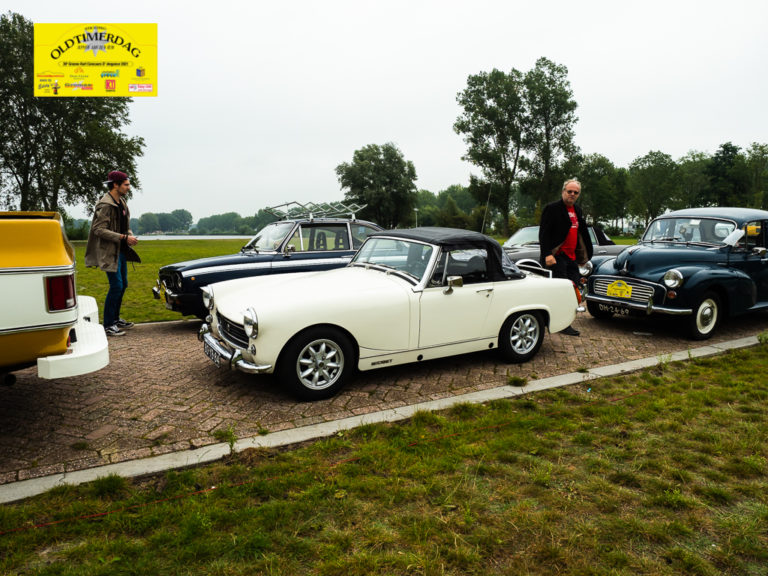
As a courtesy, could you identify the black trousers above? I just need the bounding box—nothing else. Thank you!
[548,253,579,286]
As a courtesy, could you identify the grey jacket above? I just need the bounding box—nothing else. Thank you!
[84,192,140,272]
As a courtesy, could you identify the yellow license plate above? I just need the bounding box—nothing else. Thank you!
[606,280,633,299]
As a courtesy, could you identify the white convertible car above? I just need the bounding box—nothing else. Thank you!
[199,227,581,400]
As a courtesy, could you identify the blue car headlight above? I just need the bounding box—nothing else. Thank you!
[663,269,684,288]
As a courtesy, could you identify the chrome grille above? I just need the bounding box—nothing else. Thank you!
[593,277,657,303]
[217,313,249,349]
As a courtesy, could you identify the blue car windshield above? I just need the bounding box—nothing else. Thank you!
[243,221,295,252]
[642,217,736,245]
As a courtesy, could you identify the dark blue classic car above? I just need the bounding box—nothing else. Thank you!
[584,207,768,339]
[153,208,381,318]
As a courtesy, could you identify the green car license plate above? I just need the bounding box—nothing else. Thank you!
[598,302,630,316]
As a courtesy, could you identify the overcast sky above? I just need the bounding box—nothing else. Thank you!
[15,0,768,222]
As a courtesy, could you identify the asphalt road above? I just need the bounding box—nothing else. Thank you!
[2,311,767,486]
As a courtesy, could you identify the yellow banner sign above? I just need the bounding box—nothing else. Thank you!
[34,23,157,97]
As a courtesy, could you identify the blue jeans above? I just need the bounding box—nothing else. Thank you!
[104,252,128,327]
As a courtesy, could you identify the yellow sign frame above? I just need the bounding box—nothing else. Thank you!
[34,23,157,97]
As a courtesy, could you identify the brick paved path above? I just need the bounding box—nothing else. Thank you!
[1,312,767,485]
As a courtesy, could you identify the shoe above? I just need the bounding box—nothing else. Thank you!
[561,325,580,336]
[105,324,126,337]
[115,318,134,329]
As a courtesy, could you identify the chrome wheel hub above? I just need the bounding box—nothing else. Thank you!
[297,339,344,390]
[509,314,540,354]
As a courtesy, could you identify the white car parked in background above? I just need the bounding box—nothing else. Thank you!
[199,227,581,400]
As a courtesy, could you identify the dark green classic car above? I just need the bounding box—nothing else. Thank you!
[584,207,768,339]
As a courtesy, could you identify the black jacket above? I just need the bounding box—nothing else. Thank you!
[538,199,593,265]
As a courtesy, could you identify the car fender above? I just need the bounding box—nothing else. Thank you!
[679,267,756,314]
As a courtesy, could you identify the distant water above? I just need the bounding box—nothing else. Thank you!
[136,235,253,241]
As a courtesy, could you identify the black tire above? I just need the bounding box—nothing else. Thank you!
[277,327,355,401]
[687,291,720,340]
[587,300,614,320]
[498,311,544,363]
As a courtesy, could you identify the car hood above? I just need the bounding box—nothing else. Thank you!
[604,243,720,277]
[212,266,411,323]
[161,250,276,274]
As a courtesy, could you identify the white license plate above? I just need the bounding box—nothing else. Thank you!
[204,341,221,367]
[599,303,631,316]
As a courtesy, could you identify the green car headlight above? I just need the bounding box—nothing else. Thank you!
[663,269,684,288]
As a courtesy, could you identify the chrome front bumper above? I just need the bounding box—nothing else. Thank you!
[198,323,272,374]
[586,294,692,316]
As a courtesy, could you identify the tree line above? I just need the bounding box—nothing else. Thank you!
[3,11,767,240]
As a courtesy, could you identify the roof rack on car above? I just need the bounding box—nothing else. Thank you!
[265,201,368,221]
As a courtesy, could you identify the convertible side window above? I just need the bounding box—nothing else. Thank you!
[441,249,489,285]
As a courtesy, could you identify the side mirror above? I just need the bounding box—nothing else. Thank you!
[753,246,767,257]
[443,275,463,295]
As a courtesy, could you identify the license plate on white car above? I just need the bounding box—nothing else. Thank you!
[204,341,221,367]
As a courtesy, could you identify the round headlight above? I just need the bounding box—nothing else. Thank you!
[243,308,258,338]
[579,261,594,277]
[175,273,183,290]
[663,269,684,288]
[201,286,214,310]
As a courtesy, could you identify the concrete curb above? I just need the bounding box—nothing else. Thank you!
[0,335,760,504]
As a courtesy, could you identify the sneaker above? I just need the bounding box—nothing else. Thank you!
[105,324,126,337]
[115,318,134,329]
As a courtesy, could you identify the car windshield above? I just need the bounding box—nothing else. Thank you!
[242,221,295,252]
[641,217,737,246]
[503,226,539,247]
[352,237,434,282]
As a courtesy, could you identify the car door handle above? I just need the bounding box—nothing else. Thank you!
[476,288,494,294]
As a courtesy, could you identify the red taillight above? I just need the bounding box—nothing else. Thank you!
[46,274,76,311]
[572,282,582,304]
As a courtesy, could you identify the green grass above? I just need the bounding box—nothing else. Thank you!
[2,345,767,574]
[72,239,245,323]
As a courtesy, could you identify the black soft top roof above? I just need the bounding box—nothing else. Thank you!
[371,226,496,248]
[370,227,509,280]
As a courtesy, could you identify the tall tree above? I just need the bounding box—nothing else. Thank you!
[628,151,678,226]
[745,143,768,208]
[335,142,417,228]
[575,154,620,225]
[0,12,144,212]
[454,68,526,237]
[675,151,711,209]
[523,57,579,207]
[704,142,750,207]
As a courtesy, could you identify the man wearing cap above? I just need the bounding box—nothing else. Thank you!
[85,170,140,336]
